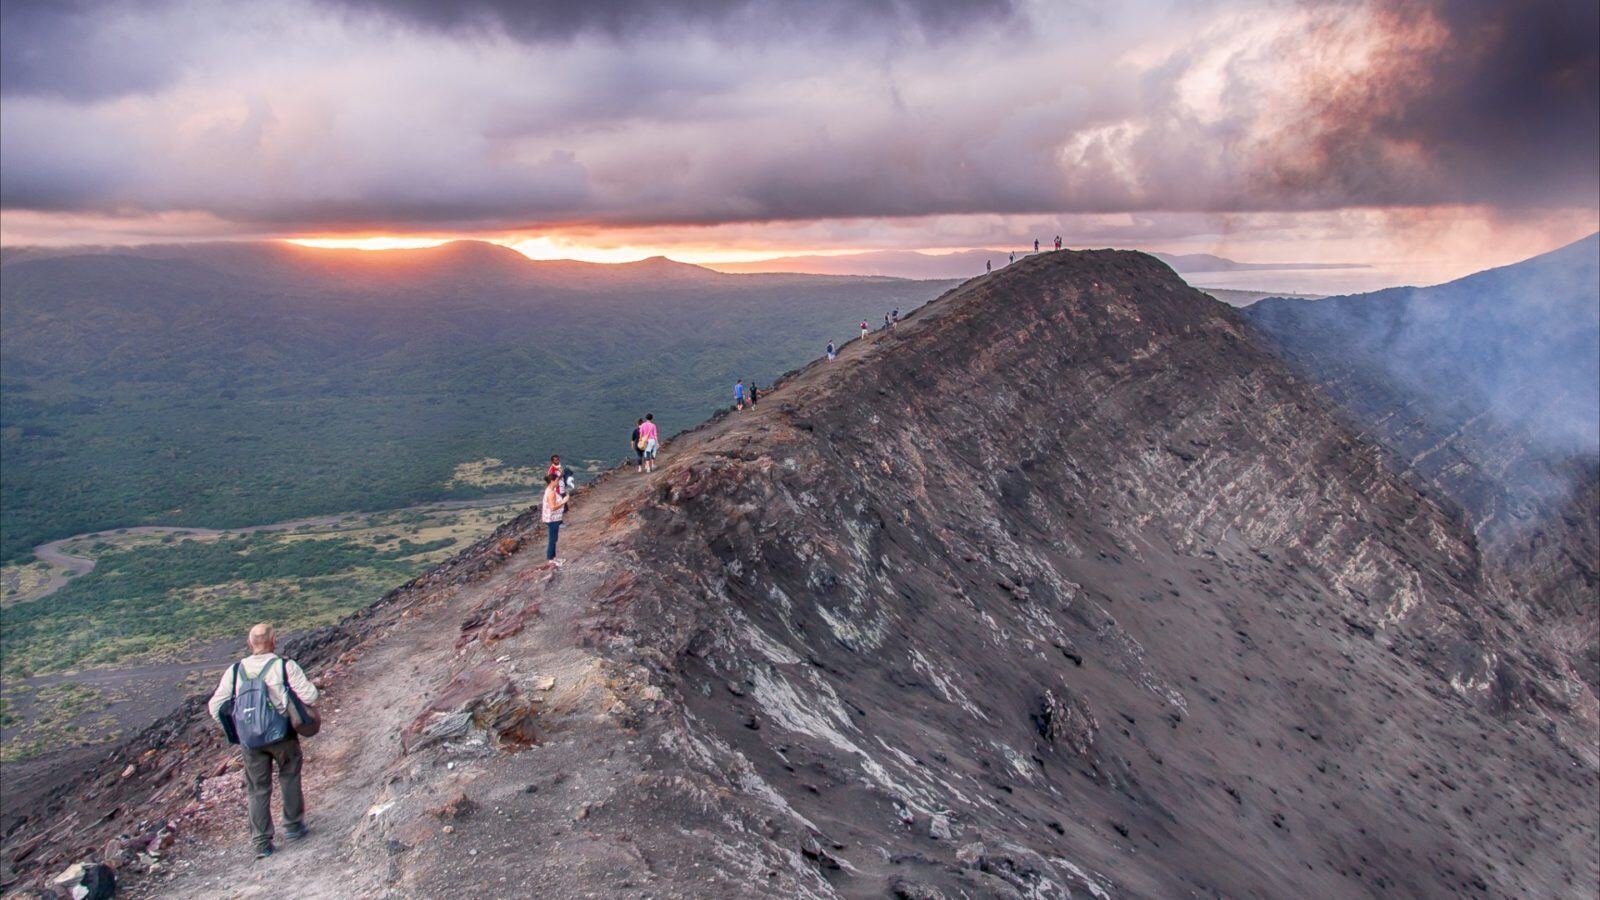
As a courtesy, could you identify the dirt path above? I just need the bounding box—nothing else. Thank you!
[136,476,661,897]
[125,325,901,897]
[131,581,468,898]
[12,493,542,607]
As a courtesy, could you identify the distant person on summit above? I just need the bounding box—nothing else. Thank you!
[639,413,659,472]
[749,382,760,405]
[826,341,836,360]
[1009,252,1015,264]
[860,320,870,338]
[1034,239,1040,252]
[733,379,746,410]
[208,623,319,860]
[541,472,568,563]
[986,259,991,273]
[631,418,646,471]
[1055,236,1062,250]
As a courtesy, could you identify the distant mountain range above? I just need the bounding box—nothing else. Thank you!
[708,248,1368,280]
[0,241,953,561]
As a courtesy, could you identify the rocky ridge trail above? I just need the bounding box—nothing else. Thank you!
[5,249,1597,898]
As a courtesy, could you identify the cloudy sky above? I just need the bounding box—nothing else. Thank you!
[1,0,1596,278]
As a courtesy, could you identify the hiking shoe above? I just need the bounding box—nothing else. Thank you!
[285,824,309,841]
[255,845,274,859]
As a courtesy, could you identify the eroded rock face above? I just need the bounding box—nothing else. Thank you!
[540,250,1595,896]
[1033,685,1097,757]
[1243,235,1599,703]
[6,249,1596,898]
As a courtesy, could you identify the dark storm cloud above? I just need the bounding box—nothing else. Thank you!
[0,0,1594,240]
[1269,0,1600,208]
[325,0,1020,42]
[0,0,188,99]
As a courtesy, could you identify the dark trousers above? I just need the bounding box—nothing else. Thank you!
[243,736,303,850]
[546,521,561,559]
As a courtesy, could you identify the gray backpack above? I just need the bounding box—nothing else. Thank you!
[229,658,291,749]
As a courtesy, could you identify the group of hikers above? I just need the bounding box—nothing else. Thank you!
[732,306,902,410]
[540,414,660,566]
[856,308,901,340]
[989,236,1063,273]
[209,436,647,857]
[732,379,762,410]
[206,245,1086,861]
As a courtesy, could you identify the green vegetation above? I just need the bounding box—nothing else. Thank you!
[0,243,949,728]
[1,560,53,606]
[0,682,120,763]
[1,246,951,561]
[0,531,463,679]
[0,496,513,680]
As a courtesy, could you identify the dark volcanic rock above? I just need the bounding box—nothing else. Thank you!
[6,249,1597,898]
[1243,234,1600,702]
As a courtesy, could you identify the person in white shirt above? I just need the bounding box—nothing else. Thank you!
[542,472,570,562]
[207,623,319,858]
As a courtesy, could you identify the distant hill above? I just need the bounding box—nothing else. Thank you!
[1151,252,1364,272]
[1244,233,1600,692]
[1201,287,1325,307]
[0,242,954,561]
[709,247,1367,280]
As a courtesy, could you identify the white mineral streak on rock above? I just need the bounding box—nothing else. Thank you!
[1450,651,1498,696]
[750,668,940,814]
[679,717,822,833]
[1052,856,1115,899]
[750,669,858,755]
[738,616,803,666]
[1093,604,1189,714]
[907,647,989,721]
[1380,569,1426,626]
[987,741,1037,782]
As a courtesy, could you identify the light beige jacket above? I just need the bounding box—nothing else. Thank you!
[207,653,319,722]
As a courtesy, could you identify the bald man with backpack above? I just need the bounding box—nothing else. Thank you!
[208,623,320,859]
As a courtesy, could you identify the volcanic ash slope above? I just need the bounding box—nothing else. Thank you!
[14,250,1598,899]
[378,250,1595,898]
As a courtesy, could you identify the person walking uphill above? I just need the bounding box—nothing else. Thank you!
[631,418,646,471]
[208,623,319,860]
[542,471,569,563]
[733,379,746,410]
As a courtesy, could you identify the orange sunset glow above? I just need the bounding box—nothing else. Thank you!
[285,235,877,266]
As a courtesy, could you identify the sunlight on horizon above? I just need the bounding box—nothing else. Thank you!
[285,234,883,265]
[287,236,453,251]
